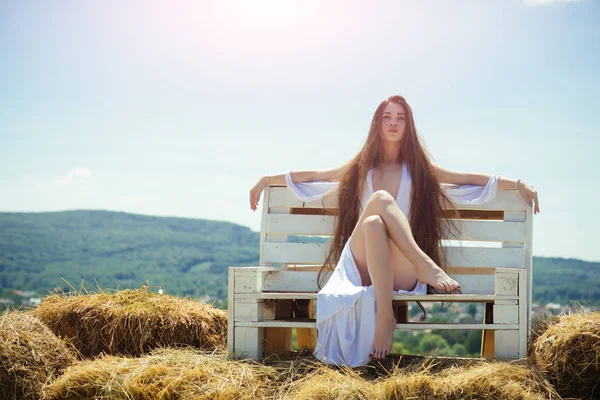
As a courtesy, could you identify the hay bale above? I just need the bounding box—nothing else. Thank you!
[29,286,227,358]
[528,313,561,357]
[282,363,377,400]
[44,348,281,400]
[379,360,559,400]
[30,286,227,357]
[532,312,600,399]
[283,359,559,400]
[0,311,75,400]
[432,362,558,400]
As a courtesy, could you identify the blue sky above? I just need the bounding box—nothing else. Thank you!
[1,0,598,262]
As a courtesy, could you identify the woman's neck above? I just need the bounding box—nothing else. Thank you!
[380,145,401,167]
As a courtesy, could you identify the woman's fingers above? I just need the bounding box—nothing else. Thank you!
[249,189,259,211]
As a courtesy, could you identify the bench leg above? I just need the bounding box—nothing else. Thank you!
[296,299,317,350]
[263,300,293,354]
[495,330,519,359]
[232,299,265,360]
[394,300,409,322]
[481,302,494,358]
[235,326,263,360]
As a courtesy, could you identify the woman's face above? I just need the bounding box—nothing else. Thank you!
[379,102,406,142]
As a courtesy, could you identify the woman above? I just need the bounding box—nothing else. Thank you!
[249,95,540,362]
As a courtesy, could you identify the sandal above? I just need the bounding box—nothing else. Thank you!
[427,285,462,309]
[416,301,427,320]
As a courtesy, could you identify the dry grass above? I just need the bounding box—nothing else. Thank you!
[282,359,560,400]
[41,348,560,400]
[29,284,227,358]
[0,311,75,400]
[7,286,596,399]
[528,313,562,357]
[532,311,600,399]
[43,347,281,400]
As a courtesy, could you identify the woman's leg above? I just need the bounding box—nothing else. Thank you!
[350,190,459,293]
[349,190,460,360]
[362,215,398,360]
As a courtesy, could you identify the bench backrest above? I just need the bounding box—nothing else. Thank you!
[259,184,533,298]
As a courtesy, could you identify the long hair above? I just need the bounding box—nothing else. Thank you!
[317,95,461,289]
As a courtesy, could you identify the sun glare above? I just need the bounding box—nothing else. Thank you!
[214,0,320,28]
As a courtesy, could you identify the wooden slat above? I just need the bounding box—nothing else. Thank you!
[266,214,526,243]
[287,208,508,220]
[263,243,525,268]
[290,208,337,216]
[227,267,235,354]
[259,270,497,294]
[269,187,526,211]
[495,330,520,358]
[236,321,520,330]
[266,214,334,235]
[259,187,271,267]
[446,266,495,275]
[441,210,504,220]
[234,327,262,359]
[525,203,534,338]
[236,293,518,302]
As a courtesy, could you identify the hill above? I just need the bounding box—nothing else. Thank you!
[0,210,259,306]
[0,210,598,307]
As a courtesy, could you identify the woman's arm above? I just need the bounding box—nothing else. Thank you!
[261,161,351,186]
[432,163,540,214]
[250,161,350,212]
[432,163,520,190]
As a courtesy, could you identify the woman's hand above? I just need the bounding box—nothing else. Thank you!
[249,177,268,211]
[517,181,540,215]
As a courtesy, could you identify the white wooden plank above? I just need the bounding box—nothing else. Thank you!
[519,265,528,357]
[234,300,263,321]
[266,214,526,243]
[263,243,525,268]
[504,211,526,223]
[442,220,525,242]
[525,202,534,338]
[494,330,520,358]
[266,214,334,235]
[236,293,518,302]
[227,267,235,354]
[233,269,260,294]
[268,186,526,211]
[259,186,270,267]
[260,270,496,294]
[261,270,327,292]
[237,321,519,330]
[234,327,262,360]
[495,273,518,296]
[494,299,518,305]
[263,206,289,269]
[493,304,519,324]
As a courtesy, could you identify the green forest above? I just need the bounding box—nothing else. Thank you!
[1,210,599,310]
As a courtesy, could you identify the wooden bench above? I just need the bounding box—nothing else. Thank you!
[228,182,534,361]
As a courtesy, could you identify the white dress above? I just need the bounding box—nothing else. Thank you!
[283,163,500,367]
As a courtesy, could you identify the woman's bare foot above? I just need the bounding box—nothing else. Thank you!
[369,313,396,361]
[415,257,460,292]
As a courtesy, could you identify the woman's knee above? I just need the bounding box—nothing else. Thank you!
[367,190,402,215]
[362,214,386,235]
